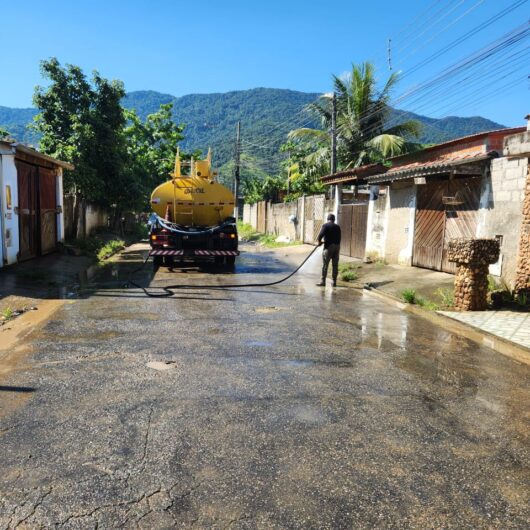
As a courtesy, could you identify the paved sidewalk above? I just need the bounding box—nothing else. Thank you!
[440,310,530,350]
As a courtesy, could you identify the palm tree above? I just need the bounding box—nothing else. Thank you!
[288,62,422,171]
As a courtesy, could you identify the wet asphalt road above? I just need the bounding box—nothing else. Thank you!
[0,244,529,529]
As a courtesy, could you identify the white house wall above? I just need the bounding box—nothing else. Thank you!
[0,153,19,266]
[383,183,417,266]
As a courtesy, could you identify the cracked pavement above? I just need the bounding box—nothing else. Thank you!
[0,244,529,528]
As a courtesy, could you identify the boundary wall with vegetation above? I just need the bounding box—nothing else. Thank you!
[243,195,333,243]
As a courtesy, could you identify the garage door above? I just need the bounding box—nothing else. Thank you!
[413,177,482,273]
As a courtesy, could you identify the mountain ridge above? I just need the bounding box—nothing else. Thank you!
[0,87,506,173]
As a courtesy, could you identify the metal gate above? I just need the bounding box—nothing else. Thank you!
[413,177,481,273]
[16,160,58,261]
[39,167,58,255]
[338,202,369,258]
[303,195,326,243]
[17,161,39,261]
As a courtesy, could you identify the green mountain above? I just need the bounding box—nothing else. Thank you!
[1,88,506,174]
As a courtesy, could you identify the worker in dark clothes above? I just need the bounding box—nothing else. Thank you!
[316,213,341,287]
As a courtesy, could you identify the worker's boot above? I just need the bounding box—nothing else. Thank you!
[316,281,325,287]
[332,280,337,287]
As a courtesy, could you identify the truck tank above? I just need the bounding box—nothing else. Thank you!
[150,149,235,226]
[149,149,239,267]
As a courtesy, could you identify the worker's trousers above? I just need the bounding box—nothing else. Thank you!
[321,243,340,283]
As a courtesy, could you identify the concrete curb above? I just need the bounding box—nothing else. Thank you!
[362,286,530,366]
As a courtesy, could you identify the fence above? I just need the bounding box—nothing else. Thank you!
[243,195,333,243]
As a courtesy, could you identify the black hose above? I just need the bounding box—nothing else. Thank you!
[126,245,321,298]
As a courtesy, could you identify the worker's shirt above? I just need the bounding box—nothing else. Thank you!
[317,222,341,249]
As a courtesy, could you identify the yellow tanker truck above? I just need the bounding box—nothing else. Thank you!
[149,149,239,266]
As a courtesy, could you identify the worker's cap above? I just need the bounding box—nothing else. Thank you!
[327,213,335,222]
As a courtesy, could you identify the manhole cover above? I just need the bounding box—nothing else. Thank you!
[146,361,177,371]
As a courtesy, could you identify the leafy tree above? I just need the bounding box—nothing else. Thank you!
[33,58,127,235]
[123,103,196,208]
[288,62,422,176]
[280,141,326,201]
[0,126,11,140]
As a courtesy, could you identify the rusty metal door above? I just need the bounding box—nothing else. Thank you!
[412,182,446,270]
[39,167,58,254]
[338,202,368,258]
[16,161,39,261]
[441,177,481,273]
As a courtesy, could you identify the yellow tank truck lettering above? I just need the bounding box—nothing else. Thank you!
[183,188,205,194]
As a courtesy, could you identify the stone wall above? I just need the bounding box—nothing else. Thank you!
[514,160,530,293]
[383,183,416,265]
[476,156,528,287]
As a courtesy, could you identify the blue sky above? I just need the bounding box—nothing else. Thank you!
[1,0,528,125]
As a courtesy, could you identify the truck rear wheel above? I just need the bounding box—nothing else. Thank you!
[153,255,163,268]
[225,256,236,266]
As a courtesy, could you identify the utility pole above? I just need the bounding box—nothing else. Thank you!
[233,121,241,219]
[331,92,341,220]
[331,92,337,175]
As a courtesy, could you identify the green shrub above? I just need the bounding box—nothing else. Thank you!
[401,288,417,304]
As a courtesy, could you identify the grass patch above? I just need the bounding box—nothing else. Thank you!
[236,223,301,247]
[237,222,260,242]
[257,233,302,248]
[400,288,417,304]
[435,287,454,308]
[340,270,359,282]
[96,240,126,261]
[416,298,439,311]
[69,237,125,261]
[338,262,361,282]
[1,307,14,320]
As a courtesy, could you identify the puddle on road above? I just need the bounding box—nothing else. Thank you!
[245,340,273,347]
[278,359,354,369]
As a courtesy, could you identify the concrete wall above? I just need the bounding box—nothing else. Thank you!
[383,183,416,266]
[243,203,258,229]
[477,157,528,286]
[0,152,19,266]
[85,203,108,235]
[266,201,299,241]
